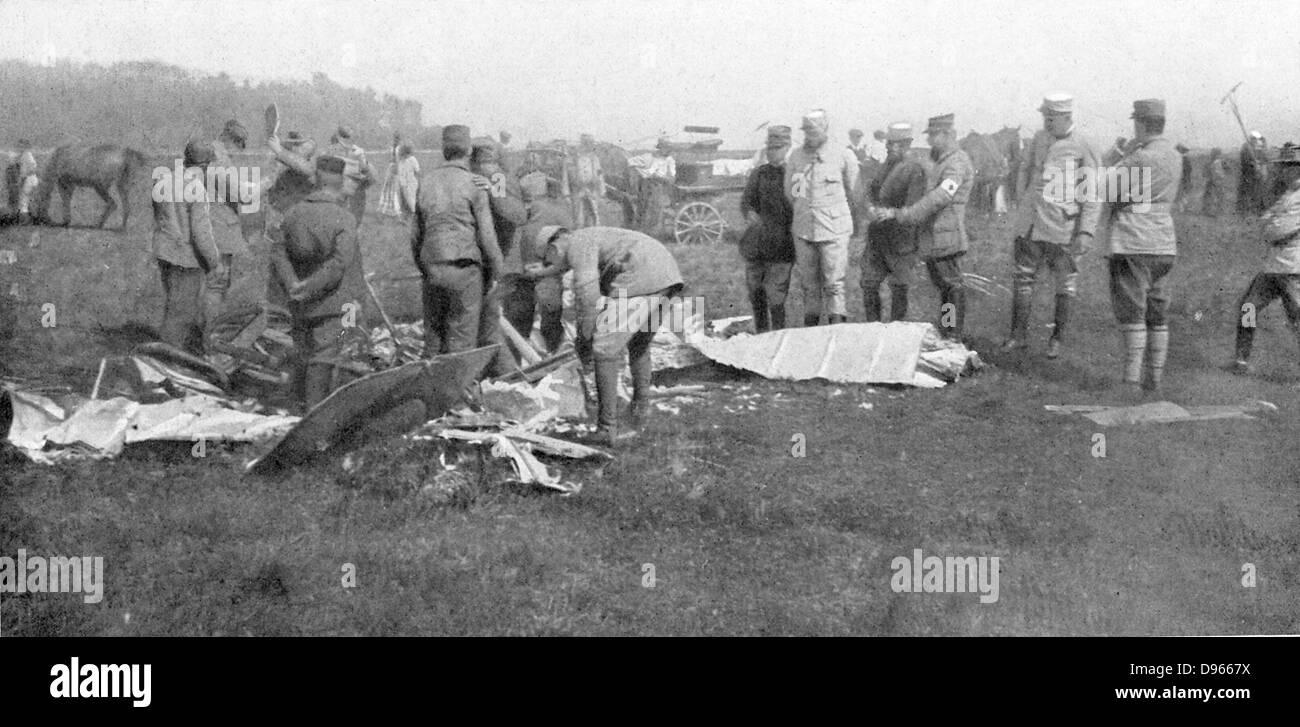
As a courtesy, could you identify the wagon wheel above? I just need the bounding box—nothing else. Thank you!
[674,201,725,245]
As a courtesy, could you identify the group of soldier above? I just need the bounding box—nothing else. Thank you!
[737,94,1300,397]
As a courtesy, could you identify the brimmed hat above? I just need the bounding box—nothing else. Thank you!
[801,109,829,132]
[283,131,309,147]
[885,122,913,142]
[925,114,955,133]
[1039,93,1074,115]
[1130,99,1166,119]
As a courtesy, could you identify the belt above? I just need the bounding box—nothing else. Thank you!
[1115,202,1174,215]
[427,259,479,268]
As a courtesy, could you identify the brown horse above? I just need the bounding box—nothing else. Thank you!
[32,144,148,230]
[960,127,1022,215]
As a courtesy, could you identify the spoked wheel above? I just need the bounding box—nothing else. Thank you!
[673,201,725,245]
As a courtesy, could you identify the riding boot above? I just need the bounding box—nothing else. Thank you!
[863,286,882,322]
[1050,294,1070,343]
[768,305,786,331]
[593,359,625,444]
[750,289,770,333]
[889,285,909,322]
[1008,289,1031,343]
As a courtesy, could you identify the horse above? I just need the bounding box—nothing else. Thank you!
[960,127,1022,216]
[32,143,148,230]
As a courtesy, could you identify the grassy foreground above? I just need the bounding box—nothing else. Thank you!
[1,183,1297,636]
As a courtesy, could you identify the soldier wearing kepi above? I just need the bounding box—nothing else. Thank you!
[739,125,795,332]
[525,226,683,445]
[861,122,927,323]
[785,109,860,326]
[267,155,369,408]
[877,113,974,340]
[1002,93,1102,358]
[412,125,504,358]
[1101,99,1182,396]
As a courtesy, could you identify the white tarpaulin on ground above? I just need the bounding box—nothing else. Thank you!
[688,321,977,386]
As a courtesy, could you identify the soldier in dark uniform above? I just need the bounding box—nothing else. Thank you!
[268,155,369,408]
[471,136,529,377]
[412,125,505,358]
[516,174,575,353]
[739,125,795,332]
[876,113,975,341]
[861,122,927,323]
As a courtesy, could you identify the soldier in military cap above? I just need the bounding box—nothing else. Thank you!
[875,113,975,340]
[1002,93,1102,358]
[739,124,796,332]
[325,125,378,228]
[1101,99,1182,395]
[267,154,370,407]
[785,109,861,326]
[861,122,927,323]
[411,124,505,358]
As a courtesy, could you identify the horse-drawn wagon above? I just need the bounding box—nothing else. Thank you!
[626,127,752,245]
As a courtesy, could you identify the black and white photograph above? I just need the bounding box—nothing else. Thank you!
[0,0,1295,676]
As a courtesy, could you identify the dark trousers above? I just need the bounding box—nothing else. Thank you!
[502,276,565,354]
[1235,272,1300,361]
[744,259,793,332]
[925,252,966,338]
[421,262,483,357]
[157,259,207,356]
[593,284,683,429]
[1109,254,1175,326]
[291,315,345,408]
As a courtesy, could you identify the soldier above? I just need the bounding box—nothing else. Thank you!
[471,136,528,377]
[739,125,796,332]
[515,173,575,353]
[1238,130,1268,216]
[571,133,605,228]
[1100,99,1182,396]
[1203,148,1229,217]
[785,109,860,326]
[266,131,319,217]
[861,122,927,323]
[324,125,378,228]
[206,119,253,329]
[525,225,683,445]
[1232,175,1300,375]
[875,113,974,341]
[1001,93,1102,358]
[268,155,369,408]
[412,125,504,358]
[151,140,224,356]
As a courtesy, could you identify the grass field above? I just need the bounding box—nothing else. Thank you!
[1,170,1297,636]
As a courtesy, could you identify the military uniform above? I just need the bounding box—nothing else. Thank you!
[152,159,222,356]
[268,169,369,408]
[571,140,605,228]
[1102,99,1182,391]
[862,122,927,323]
[471,139,529,377]
[1234,183,1300,369]
[1006,94,1103,353]
[893,114,975,340]
[538,225,683,443]
[411,126,505,358]
[784,110,860,325]
[740,126,796,332]
[515,195,574,353]
[324,129,378,227]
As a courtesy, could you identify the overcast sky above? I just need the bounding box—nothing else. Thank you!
[3,0,1299,148]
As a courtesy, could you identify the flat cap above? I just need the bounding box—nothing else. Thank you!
[1130,99,1166,119]
[1039,92,1074,114]
[925,113,955,133]
[885,122,913,142]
